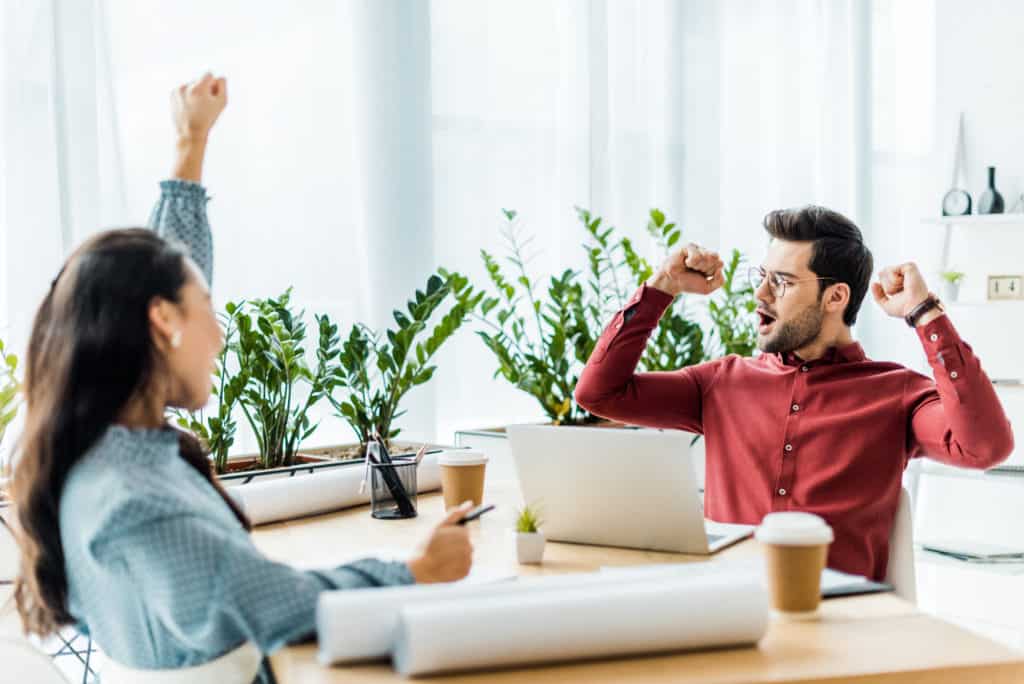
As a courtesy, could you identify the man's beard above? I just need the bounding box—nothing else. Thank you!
[758,302,825,354]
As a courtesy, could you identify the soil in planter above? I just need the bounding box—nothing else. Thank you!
[473,419,634,434]
[301,441,453,462]
[220,453,332,474]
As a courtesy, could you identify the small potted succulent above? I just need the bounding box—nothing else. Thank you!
[515,503,545,564]
[940,270,965,303]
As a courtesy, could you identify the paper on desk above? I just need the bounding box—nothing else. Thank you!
[392,574,770,676]
[317,567,768,666]
[229,453,441,525]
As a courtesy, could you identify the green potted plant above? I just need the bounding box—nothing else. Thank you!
[173,302,248,474]
[0,338,21,501]
[515,503,545,564]
[471,210,599,427]
[461,207,751,435]
[327,271,484,459]
[940,270,965,303]
[231,289,343,470]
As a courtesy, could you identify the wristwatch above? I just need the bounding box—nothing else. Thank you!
[905,295,944,328]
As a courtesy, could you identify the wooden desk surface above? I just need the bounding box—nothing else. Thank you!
[252,479,1024,683]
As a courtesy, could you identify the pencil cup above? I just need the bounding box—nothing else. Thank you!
[370,461,418,519]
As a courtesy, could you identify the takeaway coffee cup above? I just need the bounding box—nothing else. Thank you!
[755,512,834,617]
[438,451,488,510]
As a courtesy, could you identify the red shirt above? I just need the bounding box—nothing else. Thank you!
[575,284,1014,580]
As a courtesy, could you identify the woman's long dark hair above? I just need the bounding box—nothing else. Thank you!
[11,229,249,636]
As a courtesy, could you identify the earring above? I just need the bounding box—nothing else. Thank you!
[170,331,183,349]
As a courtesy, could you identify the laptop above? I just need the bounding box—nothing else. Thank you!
[507,424,753,554]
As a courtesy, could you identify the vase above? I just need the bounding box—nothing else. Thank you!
[979,166,1005,214]
[943,281,960,303]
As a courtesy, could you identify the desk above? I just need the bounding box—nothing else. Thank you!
[252,479,1024,683]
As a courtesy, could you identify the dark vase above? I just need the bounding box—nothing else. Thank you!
[979,166,1005,214]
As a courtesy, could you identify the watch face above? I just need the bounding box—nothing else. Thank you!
[942,189,972,216]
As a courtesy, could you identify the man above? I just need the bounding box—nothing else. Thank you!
[575,206,1013,580]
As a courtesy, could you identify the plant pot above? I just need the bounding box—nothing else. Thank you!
[516,531,546,564]
[943,281,960,302]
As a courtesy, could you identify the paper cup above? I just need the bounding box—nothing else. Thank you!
[438,451,488,509]
[755,512,833,617]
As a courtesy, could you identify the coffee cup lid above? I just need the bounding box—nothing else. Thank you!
[438,450,488,466]
[755,512,834,546]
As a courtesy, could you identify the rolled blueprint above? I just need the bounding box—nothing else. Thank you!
[229,452,441,525]
[391,574,769,676]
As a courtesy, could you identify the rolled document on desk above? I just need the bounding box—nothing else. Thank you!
[317,570,769,668]
[229,453,441,525]
[392,574,769,676]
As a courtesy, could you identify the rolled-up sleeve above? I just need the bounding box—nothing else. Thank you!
[147,179,214,285]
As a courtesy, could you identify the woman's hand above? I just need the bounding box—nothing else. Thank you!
[170,73,227,182]
[407,502,474,584]
[171,72,227,143]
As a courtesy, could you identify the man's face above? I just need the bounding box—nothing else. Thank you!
[754,240,828,354]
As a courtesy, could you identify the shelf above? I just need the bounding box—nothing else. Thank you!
[922,214,1024,226]
[947,299,1024,308]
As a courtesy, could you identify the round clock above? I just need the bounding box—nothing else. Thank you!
[942,188,972,216]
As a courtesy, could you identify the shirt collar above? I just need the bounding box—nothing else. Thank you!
[778,341,866,367]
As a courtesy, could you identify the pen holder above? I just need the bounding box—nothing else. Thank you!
[370,460,418,520]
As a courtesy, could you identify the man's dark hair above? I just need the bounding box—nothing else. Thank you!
[762,206,873,326]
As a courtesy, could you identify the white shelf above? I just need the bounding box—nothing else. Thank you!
[923,214,1024,226]
[947,299,1024,308]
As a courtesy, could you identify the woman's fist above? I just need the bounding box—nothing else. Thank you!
[171,72,227,142]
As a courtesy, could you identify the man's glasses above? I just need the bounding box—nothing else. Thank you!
[747,266,837,299]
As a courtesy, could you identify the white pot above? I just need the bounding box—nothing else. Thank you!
[943,281,960,302]
[515,531,546,564]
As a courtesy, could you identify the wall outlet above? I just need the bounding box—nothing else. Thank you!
[988,275,1024,300]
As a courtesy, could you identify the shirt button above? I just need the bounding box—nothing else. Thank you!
[792,404,800,412]
[801,366,809,372]
[929,334,938,342]
[785,444,793,452]
[778,488,787,496]
[950,371,958,379]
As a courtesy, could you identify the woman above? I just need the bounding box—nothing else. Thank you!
[10,74,472,679]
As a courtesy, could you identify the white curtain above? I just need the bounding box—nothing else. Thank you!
[2,0,872,450]
[0,0,124,357]
[429,0,871,437]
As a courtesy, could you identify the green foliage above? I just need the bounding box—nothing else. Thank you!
[707,250,759,358]
[0,338,21,467]
[470,211,600,426]
[232,290,342,469]
[940,270,965,285]
[328,272,483,455]
[173,303,247,474]
[472,207,720,425]
[580,206,705,372]
[515,503,543,534]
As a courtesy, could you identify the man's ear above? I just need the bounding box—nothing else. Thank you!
[825,282,851,316]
